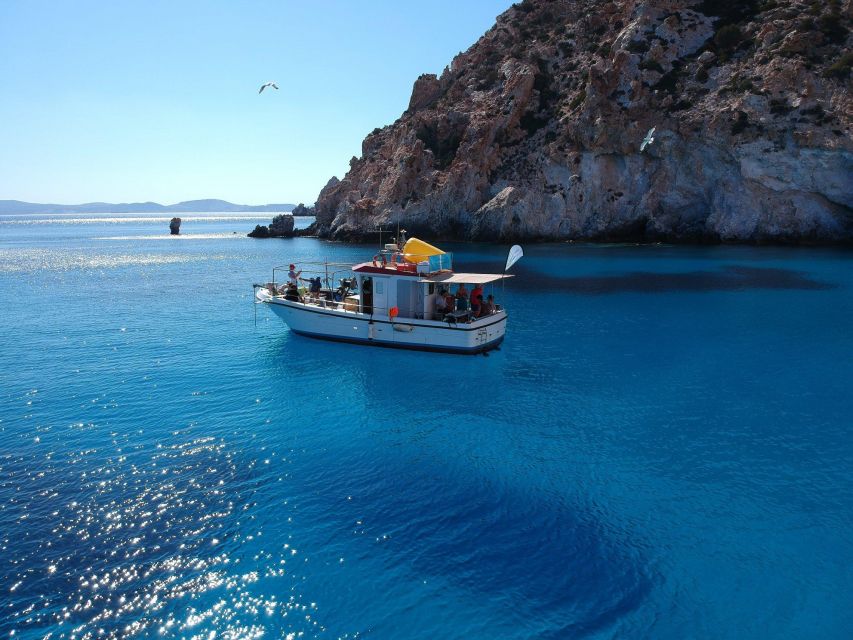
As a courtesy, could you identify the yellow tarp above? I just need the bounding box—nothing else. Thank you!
[402,237,444,264]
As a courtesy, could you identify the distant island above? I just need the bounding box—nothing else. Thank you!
[0,199,300,214]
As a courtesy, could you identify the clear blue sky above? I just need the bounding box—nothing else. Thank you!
[0,0,510,205]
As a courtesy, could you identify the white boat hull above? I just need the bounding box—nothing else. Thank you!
[257,290,506,354]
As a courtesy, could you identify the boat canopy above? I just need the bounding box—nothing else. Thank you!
[418,272,514,285]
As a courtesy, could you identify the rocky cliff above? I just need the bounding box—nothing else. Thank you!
[309,0,853,243]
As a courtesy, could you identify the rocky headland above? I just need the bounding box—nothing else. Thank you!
[308,0,853,243]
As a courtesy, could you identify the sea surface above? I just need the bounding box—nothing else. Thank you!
[1,212,851,639]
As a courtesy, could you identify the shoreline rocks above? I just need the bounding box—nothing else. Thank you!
[248,213,296,238]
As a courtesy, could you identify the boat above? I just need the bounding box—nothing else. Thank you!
[253,237,521,354]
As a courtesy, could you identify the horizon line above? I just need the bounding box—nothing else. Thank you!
[1,197,304,206]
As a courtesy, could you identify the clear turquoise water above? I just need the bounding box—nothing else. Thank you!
[1,213,851,639]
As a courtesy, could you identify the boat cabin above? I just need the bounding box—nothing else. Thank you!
[351,262,504,321]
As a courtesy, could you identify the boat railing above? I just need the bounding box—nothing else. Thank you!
[299,295,503,322]
[270,261,354,290]
[372,249,453,275]
[259,284,505,323]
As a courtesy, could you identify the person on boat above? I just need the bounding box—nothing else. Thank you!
[301,276,321,300]
[361,278,373,314]
[455,287,469,316]
[444,290,455,316]
[456,283,469,302]
[435,288,449,318]
[482,294,496,315]
[287,264,301,285]
[470,284,483,309]
[471,294,483,318]
[284,281,301,302]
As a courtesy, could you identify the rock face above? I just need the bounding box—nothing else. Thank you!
[247,213,296,238]
[269,213,295,235]
[311,0,853,243]
[169,217,181,235]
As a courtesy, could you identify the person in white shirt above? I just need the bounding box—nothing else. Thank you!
[435,288,449,318]
[287,263,301,285]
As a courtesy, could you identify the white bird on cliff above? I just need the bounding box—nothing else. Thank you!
[640,126,656,152]
[258,82,279,94]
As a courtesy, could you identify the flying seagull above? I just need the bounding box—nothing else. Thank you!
[259,82,279,94]
[640,126,656,152]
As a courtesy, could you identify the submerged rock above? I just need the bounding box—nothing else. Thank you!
[169,217,181,235]
[309,0,853,244]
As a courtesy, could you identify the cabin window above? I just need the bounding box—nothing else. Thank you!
[375,280,384,295]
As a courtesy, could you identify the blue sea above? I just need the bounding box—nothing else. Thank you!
[1,212,851,639]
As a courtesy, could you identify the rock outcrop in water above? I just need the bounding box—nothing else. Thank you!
[169,217,181,235]
[248,213,296,238]
[309,0,853,243]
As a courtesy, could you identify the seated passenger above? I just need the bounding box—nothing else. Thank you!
[435,288,449,317]
[455,291,469,313]
[333,278,354,304]
[284,282,301,302]
[444,290,455,314]
[482,294,496,315]
[471,294,483,318]
[456,283,469,302]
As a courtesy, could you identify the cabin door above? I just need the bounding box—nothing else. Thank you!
[372,277,389,316]
[396,280,416,318]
